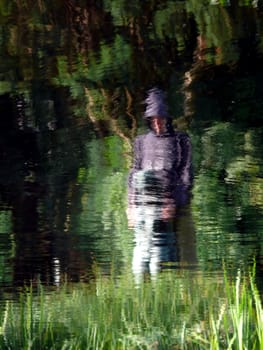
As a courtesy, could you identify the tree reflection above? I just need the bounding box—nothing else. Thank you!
[1,0,263,287]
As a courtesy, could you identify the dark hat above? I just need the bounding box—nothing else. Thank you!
[144,88,169,118]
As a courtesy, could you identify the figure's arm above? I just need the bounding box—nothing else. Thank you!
[127,136,142,206]
[177,132,193,188]
[127,137,143,227]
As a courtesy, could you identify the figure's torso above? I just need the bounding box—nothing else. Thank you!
[139,132,181,172]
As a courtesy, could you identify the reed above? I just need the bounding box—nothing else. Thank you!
[0,267,261,349]
[189,267,263,350]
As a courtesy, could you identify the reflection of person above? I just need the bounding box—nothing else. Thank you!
[127,88,193,224]
[127,87,195,280]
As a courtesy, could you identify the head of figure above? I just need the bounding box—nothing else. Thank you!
[144,88,172,135]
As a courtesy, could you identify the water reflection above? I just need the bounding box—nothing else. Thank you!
[193,125,263,275]
[127,88,196,281]
[1,0,263,294]
[129,176,196,281]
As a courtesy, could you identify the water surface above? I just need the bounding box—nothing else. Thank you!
[1,1,263,292]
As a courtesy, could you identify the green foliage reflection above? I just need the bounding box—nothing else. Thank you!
[192,123,263,270]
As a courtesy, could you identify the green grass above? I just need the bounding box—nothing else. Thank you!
[0,267,262,349]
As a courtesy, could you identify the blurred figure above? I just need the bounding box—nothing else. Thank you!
[127,88,196,281]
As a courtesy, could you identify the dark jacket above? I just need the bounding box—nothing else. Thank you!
[128,129,193,206]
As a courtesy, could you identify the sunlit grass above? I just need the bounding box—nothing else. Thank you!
[0,266,262,349]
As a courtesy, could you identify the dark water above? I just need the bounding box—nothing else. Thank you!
[1,124,263,289]
[1,1,263,290]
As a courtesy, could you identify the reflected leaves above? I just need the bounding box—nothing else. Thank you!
[193,123,263,270]
[1,0,263,285]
